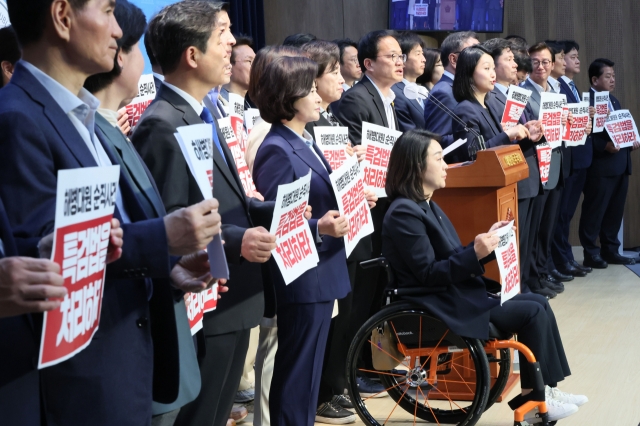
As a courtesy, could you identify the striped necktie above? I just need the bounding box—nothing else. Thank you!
[569,81,580,102]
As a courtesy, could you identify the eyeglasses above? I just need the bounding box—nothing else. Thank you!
[377,53,407,63]
[347,57,359,65]
[532,60,552,68]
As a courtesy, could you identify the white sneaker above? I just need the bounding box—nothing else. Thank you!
[524,397,579,423]
[546,385,589,407]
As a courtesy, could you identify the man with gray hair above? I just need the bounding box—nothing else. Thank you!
[423,31,478,148]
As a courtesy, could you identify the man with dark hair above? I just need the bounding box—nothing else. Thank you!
[132,3,277,426]
[144,29,164,88]
[221,34,255,107]
[0,0,223,424]
[0,26,20,88]
[551,40,594,277]
[391,31,426,131]
[520,42,564,298]
[579,59,639,267]
[514,50,532,84]
[282,32,316,48]
[423,31,478,148]
[334,38,361,90]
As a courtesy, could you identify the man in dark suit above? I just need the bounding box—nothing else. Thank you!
[423,31,478,148]
[0,0,222,424]
[551,40,593,277]
[520,42,565,298]
[132,4,277,426]
[578,58,639,267]
[392,32,426,131]
[144,31,164,90]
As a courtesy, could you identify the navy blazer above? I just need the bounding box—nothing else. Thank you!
[587,90,631,177]
[253,123,351,306]
[449,97,510,163]
[521,79,562,190]
[423,73,457,148]
[392,81,426,131]
[487,88,542,199]
[561,79,592,170]
[382,197,499,340]
[0,198,42,426]
[0,62,177,426]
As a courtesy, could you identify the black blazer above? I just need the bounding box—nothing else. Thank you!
[382,197,499,340]
[332,76,399,145]
[487,89,542,199]
[587,91,632,177]
[450,97,510,163]
[132,84,275,335]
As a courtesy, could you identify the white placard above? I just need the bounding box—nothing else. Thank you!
[493,221,520,305]
[564,102,590,146]
[605,109,640,149]
[244,109,261,134]
[269,171,319,285]
[124,74,156,130]
[500,85,532,130]
[39,166,120,369]
[361,122,402,198]
[329,155,374,257]
[538,92,564,149]
[442,138,468,157]
[313,126,350,171]
[218,117,257,195]
[593,91,610,132]
[0,0,9,29]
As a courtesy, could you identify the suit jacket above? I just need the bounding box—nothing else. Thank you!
[487,88,542,199]
[382,197,499,340]
[0,61,177,426]
[0,198,41,426]
[587,90,631,177]
[562,79,592,170]
[332,76,399,145]
[521,78,562,190]
[253,123,351,306]
[132,84,274,335]
[95,114,201,414]
[391,81,426,131]
[423,73,456,148]
[450,97,510,163]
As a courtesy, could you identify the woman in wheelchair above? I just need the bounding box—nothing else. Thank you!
[380,129,587,423]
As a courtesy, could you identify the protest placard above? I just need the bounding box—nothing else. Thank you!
[0,0,9,29]
[605,109,640,149]
[330,155,374,257]
[558,94,569,140]
[582,92,590,103]
[493,221,520,305]
[244,109,261,135]
[124,74,156,130]
[593,91,610,132]
[564,102,590,146]
[500,85,531,130]
[228,93,247,151]
[269,171,319,285]
[39,165,120,369]
[538,92,564,149]
[218,116,257,195]
[536,142,551,186]
[361,122,402,198]
[313,126,350,171]
[414,4,428,16]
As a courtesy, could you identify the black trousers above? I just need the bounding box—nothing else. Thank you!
[525,191,548,290]
[174,329,251,426]
[518,197,533,290]
[489,293,570,388]
[552,168,588,266]
[536,185,564,275]
[270,301,333,426]
[579,173,629,257]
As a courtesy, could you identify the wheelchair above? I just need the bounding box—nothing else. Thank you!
[346,258,555,426]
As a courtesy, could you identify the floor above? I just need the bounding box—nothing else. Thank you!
[237,250,640,426]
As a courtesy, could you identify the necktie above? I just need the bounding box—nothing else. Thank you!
[200,107,228,166]
[569,81,580,102]
[322,111,340,126]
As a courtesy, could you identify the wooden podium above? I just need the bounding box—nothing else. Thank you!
[431,144,528,402]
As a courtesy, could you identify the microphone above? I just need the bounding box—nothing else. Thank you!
[404,82,486,158]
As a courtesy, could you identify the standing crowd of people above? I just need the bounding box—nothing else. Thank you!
[0,1,634,426]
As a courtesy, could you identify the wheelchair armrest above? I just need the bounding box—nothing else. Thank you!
[386,287,434,297]
[359,257,388,269]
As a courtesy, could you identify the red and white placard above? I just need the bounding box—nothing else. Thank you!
[494,221,520,305]
[500,85,531,130]
[313,126,350,171]
[124,74,156,130]
[361,122,402,198]
[605,109,640,149]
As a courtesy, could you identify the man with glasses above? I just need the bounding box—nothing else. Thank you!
[423,31,478,148]
[334,38,362,91]
[221,34,255,109]
[392,31,426,131]
[333,29,405,400]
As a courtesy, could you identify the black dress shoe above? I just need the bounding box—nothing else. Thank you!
[530,286,557,299]
[551,269,575,282]
[570,260,592,273]
[584,255,608,269]
[602,252,637,265]
[540,276,564,294]
[557,263,586,278]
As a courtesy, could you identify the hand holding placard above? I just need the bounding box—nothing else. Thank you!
[163,199,222,255]
[493,220,520,305]
[241,227,276,263]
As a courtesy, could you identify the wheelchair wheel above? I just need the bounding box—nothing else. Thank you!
[347,302,490,426]
[485,347,511,411]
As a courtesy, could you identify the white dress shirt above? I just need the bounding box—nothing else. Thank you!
[163,81,204,116]
[364,75,397,131]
